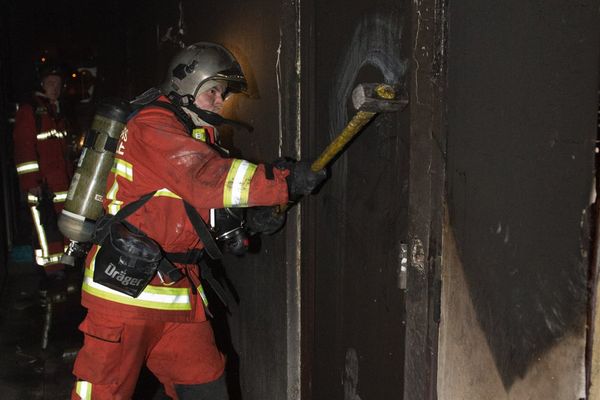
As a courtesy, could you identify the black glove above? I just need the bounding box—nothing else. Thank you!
[246,206,286,235]
[286,160,327,199]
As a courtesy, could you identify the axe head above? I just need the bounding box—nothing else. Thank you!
[351,83,408,113]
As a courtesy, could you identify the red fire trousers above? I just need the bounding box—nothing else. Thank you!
[71,310,225,400]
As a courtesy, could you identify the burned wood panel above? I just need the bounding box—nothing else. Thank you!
[306,5,411,399]
[445,0,599,391]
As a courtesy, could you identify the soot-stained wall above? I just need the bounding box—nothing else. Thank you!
[443,0,599,395]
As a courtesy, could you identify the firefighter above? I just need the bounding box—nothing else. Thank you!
[13,63,73,279]
[71,42,325,400]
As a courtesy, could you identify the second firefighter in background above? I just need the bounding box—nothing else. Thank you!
[13,64,73,275]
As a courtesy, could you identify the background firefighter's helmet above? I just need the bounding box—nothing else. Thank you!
[38,63,66,83]
[160,42,247,101]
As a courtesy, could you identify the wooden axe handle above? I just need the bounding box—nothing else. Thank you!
[310,110,377,172]
[277,110,377,214]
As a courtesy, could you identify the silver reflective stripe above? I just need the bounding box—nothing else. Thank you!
[36,129,67,140]
[16,161,39,175]
[27,192,68,205]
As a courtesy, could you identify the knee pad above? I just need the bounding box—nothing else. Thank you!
[175,375,229,400]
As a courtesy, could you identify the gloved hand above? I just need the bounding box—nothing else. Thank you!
[246,206,286,235]
[285,160,327,199]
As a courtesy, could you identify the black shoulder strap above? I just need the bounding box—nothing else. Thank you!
[145,100,195,134]
[93,191,156,244]
[184,202,223,260]
[94,191,222,260]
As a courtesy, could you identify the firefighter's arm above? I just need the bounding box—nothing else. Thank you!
[175,150,290,210]
[13,104,41,193]
[132,116,289,210]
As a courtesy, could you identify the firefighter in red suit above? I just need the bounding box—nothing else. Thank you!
[72,42,325,400]
[13,65,73,274]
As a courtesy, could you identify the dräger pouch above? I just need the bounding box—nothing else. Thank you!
[94,222,162,297]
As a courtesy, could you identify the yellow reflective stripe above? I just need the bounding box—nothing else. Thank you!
[223,159,257,207]
[30,206,49,257]
[76,380,92,400]
[106,180,119,200]
[36,129,67,140]
[83,256,192,311]
[53,191,68,203]
[192,128,207,142]
[106,181,122,215]
[107,202,122,215]
[16,161,39,175]
[27,194,38,205]
[111,158,133,181]
[154,188,181,199]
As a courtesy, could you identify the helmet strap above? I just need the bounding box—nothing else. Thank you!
[168,92,194,107]
[184,103,226,126]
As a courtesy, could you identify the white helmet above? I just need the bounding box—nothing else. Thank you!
[160,42,247,102]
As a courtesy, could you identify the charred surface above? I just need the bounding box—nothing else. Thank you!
[446,0,598,388]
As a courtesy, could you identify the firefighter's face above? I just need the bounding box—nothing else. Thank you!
[42,75,62,101]
[194,83,226,114]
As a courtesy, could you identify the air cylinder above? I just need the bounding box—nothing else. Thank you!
[58,99,130,243]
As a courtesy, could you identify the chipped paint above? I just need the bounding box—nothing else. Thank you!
[411,238,426,273]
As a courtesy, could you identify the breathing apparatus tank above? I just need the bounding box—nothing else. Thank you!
[58,99,131,265]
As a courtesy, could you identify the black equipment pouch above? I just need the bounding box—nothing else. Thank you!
[91,191,224,298]
[94,222,162,298]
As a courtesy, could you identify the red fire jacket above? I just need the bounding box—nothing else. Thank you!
[81,98,289,322]
[13,93,72,194]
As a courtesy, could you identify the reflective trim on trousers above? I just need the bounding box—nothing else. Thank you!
[28,192,68,205]
[30,205,64,267]
[30,205,49,258]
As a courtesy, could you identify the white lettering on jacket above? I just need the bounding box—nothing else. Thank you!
[116,127,128,156]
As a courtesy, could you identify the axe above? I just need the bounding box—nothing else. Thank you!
[279,82,408,212]
[310,82,408,172]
